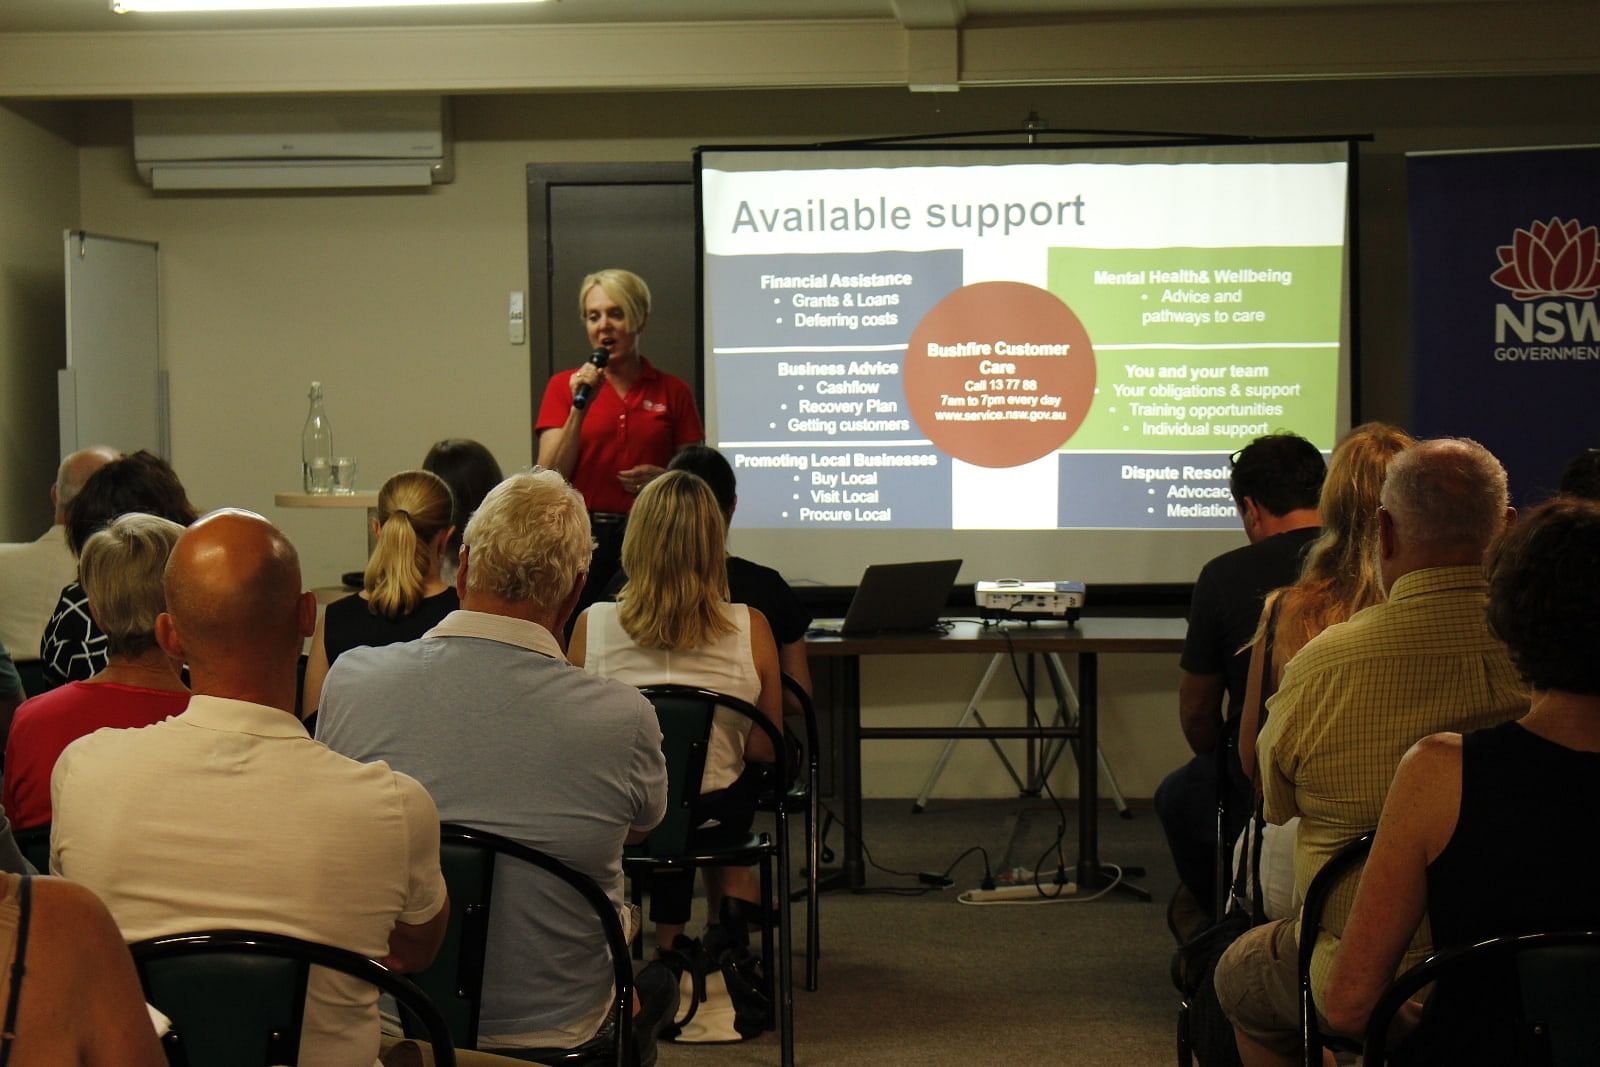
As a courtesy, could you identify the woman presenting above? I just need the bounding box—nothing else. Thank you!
[537,268,703,607]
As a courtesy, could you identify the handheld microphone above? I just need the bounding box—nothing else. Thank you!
[572,347,611,411]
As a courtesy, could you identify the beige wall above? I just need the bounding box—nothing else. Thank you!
[0,102,79,542]
[77,104,535,578]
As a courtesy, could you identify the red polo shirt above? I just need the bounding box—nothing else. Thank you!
[536,357,703,514]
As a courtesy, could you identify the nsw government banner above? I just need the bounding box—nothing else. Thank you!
[1408,146,1600,503]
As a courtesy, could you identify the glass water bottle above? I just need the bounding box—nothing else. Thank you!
[302,381,334,494]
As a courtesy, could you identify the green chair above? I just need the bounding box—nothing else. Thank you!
[1364,930,1600,1066]
[1299,832,1373,1067]
[773,672,820,992]
[130,929,455,1067]
[11,824,49,874]
[403,824,634,1067]
[628,685,794,1067]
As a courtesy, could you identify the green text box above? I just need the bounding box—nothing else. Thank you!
[1068,347,1339,452]
[1048,246,1344,346]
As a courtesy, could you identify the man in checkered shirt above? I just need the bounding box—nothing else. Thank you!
[1213,437,1528,1066]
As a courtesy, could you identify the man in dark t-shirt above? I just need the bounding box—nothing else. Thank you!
[1157,434,1325,920]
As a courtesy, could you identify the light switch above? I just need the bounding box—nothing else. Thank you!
[508,290,526,346]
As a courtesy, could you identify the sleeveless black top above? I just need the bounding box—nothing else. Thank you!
[323,587,459,667]
[1397,721,1600,1064]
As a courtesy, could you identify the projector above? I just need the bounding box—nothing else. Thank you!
[975,580,1086,623]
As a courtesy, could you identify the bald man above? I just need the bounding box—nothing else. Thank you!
[50,510,450,1067]
[0,445,118,665]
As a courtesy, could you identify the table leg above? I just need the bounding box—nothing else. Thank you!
[1077,652,1101,887]
[1073,652,1150,900]
[812,654,864,895]
[840,654,864,889]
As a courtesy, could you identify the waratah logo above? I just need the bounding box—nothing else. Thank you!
[1490,217,1600,301]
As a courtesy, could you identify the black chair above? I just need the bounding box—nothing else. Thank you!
[628,684,794,1067]
[774,672,820,992]
[1363,930,1600,1067]
[12,823,49,874]
[404,824,634,1067]
[1299,832,1373,1067]
[130,929,455,1067]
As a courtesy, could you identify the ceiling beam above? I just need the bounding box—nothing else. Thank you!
[0,3,1595,100]
[890,0,966,30]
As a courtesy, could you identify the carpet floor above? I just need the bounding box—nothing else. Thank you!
[656,796,1184,1066]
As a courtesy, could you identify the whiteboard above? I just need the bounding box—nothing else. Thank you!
[61,231,165,458]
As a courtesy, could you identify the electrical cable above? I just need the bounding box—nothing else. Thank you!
[811,621,1088,903]
[956,864,1126,906]
[815,801,994,896]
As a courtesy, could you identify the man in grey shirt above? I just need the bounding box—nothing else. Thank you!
[318,468,672,1063]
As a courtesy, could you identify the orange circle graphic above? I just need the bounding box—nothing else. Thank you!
[903,282,1096,468]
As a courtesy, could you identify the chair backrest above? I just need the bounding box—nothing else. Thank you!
[636,685,786,857]
[130,929,455,1067]
[11,824,49,875]
[779,673,818,795]
[1518,935,1600,1066]
[1298,832,1372,1065]
[1364,930,1600,1066]
[635,687,717,855]
[404,824,634,1067]
[404,830,497,1046]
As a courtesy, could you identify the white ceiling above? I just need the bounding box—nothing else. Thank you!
[0,0,1509,34]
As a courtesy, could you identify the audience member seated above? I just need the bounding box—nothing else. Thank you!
[1557,445,1600,499]
[51,509,449,1067]
[301,470,460,723]
[318,470,677,1066]
[1157,433,1326,925]
[1326,495,1600,1063]
[603,445,813,714]
[0,807,27,877]
[422,438,504,584]
[572,470,784,958]
[0,641,22,745]
[5,514,189,831]
[40,451,197,688]
[0,872,166,1065]
[0,447,117,675]
[1213,437,1529,1067]
[1234,423,1414,919]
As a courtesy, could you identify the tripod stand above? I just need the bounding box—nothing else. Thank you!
[912,650,1129,815]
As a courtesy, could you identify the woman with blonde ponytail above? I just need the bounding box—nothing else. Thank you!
[300,470,459,724]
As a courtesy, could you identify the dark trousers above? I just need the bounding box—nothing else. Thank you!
[648,765,764,925]
[1155,737,1251,916]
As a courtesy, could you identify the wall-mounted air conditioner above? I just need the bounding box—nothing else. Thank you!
[132,95,453,191]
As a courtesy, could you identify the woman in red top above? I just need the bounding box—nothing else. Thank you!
[536,269,703,612]
[5,513,189,830]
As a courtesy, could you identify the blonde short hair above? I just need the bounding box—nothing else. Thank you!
[579,269,651,335]
[617,471,734,651]
[79,512,186,657]
[462,469,592,609]
[365,469,454,620]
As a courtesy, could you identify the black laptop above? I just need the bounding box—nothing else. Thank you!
[837,559,963,636]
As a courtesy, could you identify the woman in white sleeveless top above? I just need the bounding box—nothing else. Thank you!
[571,471,783,955]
